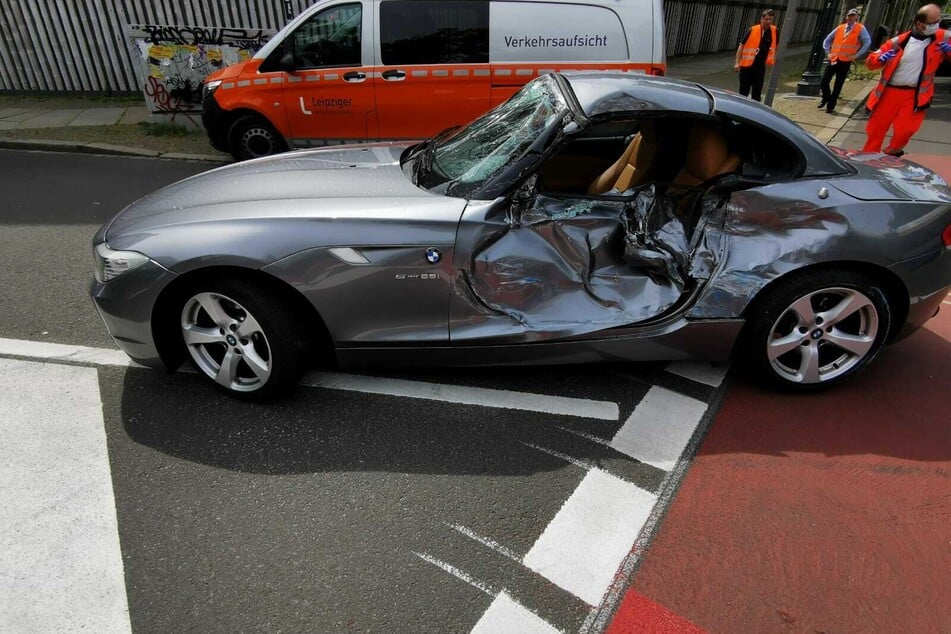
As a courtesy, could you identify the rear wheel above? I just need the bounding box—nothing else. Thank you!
[741,269,891,391]
[178,278,305,399]
[228,115,287,161]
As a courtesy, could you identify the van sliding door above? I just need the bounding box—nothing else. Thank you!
[373,0,491,141]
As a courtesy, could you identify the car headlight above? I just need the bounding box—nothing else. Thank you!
[93,242,149,283]
[202,79,222,99]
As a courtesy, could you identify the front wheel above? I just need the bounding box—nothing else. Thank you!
[741,269,892,391]
[228,115,287,161]
[178,278,305,399]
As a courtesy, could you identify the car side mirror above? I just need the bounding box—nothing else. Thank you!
[280,51,296,73]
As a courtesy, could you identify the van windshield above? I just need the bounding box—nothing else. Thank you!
[414,75,569,197]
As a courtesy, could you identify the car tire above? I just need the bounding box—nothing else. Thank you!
[741,269,891,391]
[178,277,306,399]
[228,115,287,161]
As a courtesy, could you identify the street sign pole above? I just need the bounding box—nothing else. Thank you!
[765,0,801,107]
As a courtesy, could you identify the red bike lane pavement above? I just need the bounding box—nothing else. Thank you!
[609,153,951,633]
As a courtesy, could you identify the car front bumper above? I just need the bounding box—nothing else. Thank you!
[89,259,178,368]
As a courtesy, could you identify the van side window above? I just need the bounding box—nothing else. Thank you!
[381,0,489,65]
[290,3,362,69]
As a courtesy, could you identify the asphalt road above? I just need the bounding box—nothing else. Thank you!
[0,148,725,632]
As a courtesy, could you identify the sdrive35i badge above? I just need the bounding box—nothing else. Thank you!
[425,247,441,264]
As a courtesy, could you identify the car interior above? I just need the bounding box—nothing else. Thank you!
[535,114,803,233]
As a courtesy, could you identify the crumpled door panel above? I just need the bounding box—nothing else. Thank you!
[452,187,702,343]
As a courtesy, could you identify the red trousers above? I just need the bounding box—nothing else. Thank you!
[863,87,926,153]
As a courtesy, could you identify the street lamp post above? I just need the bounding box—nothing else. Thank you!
[796,0,841,96]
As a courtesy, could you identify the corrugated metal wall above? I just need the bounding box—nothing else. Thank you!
[0,0,828,93]
[0,0,310,92]
[663,0,827,58]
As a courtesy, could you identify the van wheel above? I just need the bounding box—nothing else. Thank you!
[228,115,287,161]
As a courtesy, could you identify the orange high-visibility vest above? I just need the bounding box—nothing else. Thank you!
[830,23,863,62]
[739,25,777,67]
[866,29,951,112]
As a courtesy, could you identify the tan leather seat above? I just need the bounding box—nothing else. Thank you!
[587,122,658,195]
[671,122,740,187]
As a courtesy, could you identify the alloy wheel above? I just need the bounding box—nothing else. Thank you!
[766,286,879,384]
[181,291,272,392]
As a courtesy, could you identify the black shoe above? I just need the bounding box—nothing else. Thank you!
[826,106,835,113]
[884,148,905,157]
[817,100,827,109]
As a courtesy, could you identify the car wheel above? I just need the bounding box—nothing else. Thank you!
[228,115,286,161]
[178,278,305,399]
[742,269,891,390]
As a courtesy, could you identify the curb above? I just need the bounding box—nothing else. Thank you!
[813,81,876,145]
[0,137,230,163]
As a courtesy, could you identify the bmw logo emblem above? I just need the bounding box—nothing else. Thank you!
[425,247,441,264]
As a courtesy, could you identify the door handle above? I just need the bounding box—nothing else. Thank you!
[343,71,366,82]
[382,69,406,81]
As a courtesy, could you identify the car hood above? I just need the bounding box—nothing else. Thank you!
[832,151,951,201]
[105,144,437,240]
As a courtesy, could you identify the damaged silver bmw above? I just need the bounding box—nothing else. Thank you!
[90,73,951,398]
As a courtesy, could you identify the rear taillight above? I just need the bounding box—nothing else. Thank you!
[944,223,951,247]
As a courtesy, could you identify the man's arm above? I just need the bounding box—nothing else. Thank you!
[857,26,872,57]
[823,29,835,57]
[865,43,894,70]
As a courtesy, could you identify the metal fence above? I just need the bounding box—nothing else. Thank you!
[0,0,310,92]
[0,0,831,93]
[663,0,828,58]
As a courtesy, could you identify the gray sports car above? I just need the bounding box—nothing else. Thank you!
[90,73,951,399]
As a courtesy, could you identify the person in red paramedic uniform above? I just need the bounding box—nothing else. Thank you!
[863,3,951,156]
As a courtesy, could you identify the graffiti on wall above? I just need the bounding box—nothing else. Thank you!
[128,24,276,113]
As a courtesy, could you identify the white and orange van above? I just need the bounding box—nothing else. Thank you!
[201,0,666,160]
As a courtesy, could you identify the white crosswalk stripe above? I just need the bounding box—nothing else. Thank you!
[0,358,130,633]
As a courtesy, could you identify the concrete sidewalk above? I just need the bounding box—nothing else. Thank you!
[0,105,149,130]
[0,45,876,160]
[668,44,876,146]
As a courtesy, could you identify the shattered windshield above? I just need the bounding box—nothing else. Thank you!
[415,75,570,198]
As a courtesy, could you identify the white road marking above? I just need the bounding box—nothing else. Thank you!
[413,552,497,596]
[0,337,138,367]
[301,372,619,420]
[0,358,130,633]
[0,338,618,420]
[472,592,562,634]
[610,386,708,471]
[665,361,728,387]
[522,469,657,607]
[449,524,523,563]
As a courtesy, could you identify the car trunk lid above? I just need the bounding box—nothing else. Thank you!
[831,151,951,201]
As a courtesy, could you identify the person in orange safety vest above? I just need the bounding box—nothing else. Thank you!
[863,3,951,156]
[734,9,777,102]
[818,8,871,113]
